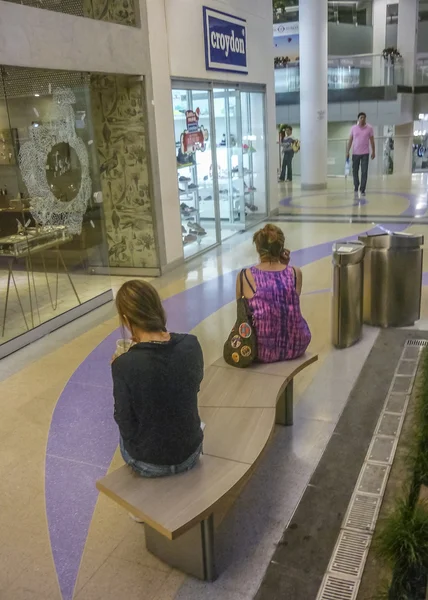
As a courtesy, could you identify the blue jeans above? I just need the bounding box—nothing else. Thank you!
[352,154,369,193]
[120,437,202,478]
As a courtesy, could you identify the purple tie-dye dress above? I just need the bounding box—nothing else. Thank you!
[248,266,311,363]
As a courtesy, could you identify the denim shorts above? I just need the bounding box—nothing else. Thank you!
[119,436,202,478]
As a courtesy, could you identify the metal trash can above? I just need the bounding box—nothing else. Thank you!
[358,232,424,328]
[332,241,365,349]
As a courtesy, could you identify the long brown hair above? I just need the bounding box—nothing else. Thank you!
[116,280,167,336]
[253,224,285,262]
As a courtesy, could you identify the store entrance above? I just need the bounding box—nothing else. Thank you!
[172,83,267,259]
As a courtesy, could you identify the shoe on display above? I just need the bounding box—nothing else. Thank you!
[179,176,191,182]
[178,187,185,193]
[231,166,239,174]
[204,195,213,201]
[189,222,206,234]
[203,175,209,181]
[180,202,197,214]
[183,233,197,245]
[188,183,199,190]
[245,203,258,212]
[219,189,228,195]
[190,228,207,237]
[245,183,257,192]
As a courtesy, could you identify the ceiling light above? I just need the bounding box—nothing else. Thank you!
[34,93,40,97]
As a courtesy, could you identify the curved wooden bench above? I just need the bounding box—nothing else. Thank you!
[96,352,318,581]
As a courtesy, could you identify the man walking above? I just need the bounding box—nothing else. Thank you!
[346,112,375,196]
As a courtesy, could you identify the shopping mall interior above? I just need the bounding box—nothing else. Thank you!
[1,0,428,599]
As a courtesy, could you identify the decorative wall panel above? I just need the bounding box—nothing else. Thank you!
[90,75,158,269]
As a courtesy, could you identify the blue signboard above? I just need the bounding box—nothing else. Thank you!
[203,7,248,75]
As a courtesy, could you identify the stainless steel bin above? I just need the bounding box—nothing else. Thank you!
[332,241,365,349]
[358,232,424,328]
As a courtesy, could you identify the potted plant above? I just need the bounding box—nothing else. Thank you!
[382,47,402,65]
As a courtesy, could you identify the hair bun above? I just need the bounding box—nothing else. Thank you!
[263,224,279,243]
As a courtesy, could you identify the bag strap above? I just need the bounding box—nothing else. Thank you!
[239,269,245,298]
[243,269,256,294]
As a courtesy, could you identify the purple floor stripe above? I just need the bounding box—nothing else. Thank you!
[45,191,420,600]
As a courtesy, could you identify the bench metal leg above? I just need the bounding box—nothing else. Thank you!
[144,514,217,581]
[276,380,294,426]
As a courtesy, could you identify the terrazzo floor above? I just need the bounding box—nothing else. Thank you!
[2,175,428,600]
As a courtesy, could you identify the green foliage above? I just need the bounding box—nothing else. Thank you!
[373,347,428,598]
[377,500,428,570]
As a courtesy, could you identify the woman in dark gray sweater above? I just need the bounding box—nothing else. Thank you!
[112,280,204,477]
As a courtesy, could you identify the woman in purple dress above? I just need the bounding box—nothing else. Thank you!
[236,224,311,363]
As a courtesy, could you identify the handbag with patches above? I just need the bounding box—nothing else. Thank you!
[223,269,257,368]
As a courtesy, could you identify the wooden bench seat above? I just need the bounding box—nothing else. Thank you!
[96,352,318,581]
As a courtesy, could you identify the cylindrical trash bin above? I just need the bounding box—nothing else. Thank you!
[359,233,424,328]
[332,241,365,349]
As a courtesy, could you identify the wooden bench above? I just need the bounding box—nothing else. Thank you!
[96,352,318,581]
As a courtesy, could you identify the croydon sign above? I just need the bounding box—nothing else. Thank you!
[203,7,248,74]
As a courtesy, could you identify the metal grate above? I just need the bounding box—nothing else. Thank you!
[345,495,380,533]
[315,340,424,600]
[368,436,396,465]
[375,413,403,438]
[318,575,358,600]
[357,463,389,496]
[329,531,371,577]
[405,339,428,347]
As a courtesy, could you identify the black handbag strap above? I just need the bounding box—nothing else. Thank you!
[240,268,256,296]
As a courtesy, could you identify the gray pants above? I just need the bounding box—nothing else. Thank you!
[352,154,369,193]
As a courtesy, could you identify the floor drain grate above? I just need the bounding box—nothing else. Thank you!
[357,462,389,496]
[318,574,358,600]
[345,494,380,533]
[315,340,425,600]
[405,339,428,347]
[329,531,371,577]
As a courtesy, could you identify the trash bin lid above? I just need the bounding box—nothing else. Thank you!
[332,241,365,265]
[359,232,424,249]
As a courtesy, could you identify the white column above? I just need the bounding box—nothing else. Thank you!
[299,0,328,190]
[143,0,184,268]
[397,0,419,87]
[394,123,414,176]
[372,0,388,85]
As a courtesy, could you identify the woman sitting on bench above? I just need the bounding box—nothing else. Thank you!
[112,280,204,478]
[237,224,311,363]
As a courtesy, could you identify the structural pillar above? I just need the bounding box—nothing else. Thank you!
[397,0,419,87]
[394,123,414,176]
[299,0,328,191]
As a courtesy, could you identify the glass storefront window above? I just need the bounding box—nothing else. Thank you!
[2,0,137,26]
[172,84,268,259]
[241,91,268,227]
[173,89,218,260]
[0,66,157,353]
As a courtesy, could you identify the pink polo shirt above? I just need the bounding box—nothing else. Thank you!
[351,124,374,155]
